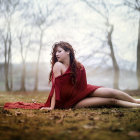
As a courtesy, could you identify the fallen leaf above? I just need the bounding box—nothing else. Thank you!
[93,126,99,129]
[128,131,140,137]
[18,119,25,123]
[109,126,124,132]
[74,113,79,116]
[41,109,51,113]
[26,114,34,117]
[88,116,94,120]
[6,114,12,116]
[56,114,65,124]
[15,111,23,116]
[53,115,61,120]
[32,99,36,103]
[67,126,78,130]
[111,110,117,113]
[101,111,109,114]
[83,124,93,129]
[2,109,12,114]
[114,112,124,117]
[94,116,100,121]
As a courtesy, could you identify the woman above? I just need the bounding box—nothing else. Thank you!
[4,41,140,110]
[40,41,140,111]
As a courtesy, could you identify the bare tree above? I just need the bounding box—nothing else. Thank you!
[18,28,31,91]
[81,0,120,89]
[137,18,140,90]
[120,0,140,89]
[30,1,62,91]
[0,0,19,91]
[32,6,48,91]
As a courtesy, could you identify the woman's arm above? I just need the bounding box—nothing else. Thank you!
[50,62,62,109]
[40,62,62,110]
[40,90,56,110]
[50,90,55,109]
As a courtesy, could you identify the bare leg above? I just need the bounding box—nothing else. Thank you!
[74,97,140,109]
[88,87,140,104]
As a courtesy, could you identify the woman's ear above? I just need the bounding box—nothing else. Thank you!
[67,51,70,55]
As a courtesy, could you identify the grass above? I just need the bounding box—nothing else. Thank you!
[0,91,140,140]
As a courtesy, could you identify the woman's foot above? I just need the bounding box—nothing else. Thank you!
[135,99,140,104]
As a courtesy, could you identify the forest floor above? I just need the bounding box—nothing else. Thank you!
[0,90,140,140]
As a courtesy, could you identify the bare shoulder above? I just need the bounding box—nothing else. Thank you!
[53,62,63,70]
[53,62,63,77]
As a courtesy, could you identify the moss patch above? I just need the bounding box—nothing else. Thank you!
[0,92,140,140]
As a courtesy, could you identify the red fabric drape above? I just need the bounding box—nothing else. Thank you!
[4,65,103,110]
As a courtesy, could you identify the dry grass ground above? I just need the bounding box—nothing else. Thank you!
[0,91,140,140]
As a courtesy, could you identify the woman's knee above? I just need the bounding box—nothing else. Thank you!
[74,102,86,109]
[109,98,118,105]
[73,99,87,108]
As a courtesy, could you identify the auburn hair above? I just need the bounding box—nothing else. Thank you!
[49,41,82,85]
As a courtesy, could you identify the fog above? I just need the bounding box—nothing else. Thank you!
[0,0,139,91]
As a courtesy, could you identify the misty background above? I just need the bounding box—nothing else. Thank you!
[0,0,140,92]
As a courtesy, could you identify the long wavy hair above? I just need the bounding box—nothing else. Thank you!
[49,41,82,85]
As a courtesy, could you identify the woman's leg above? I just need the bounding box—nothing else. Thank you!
[88,87,140,104]
[74,97,140,109]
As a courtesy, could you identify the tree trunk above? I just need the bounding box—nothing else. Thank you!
[9,61,13,90]
[34,30,43,91]
[20,61,26,91]
[107,25,120,89]
[19,31,27,91]
[20,42,26,91]
[4,34,10,91]
[137,18,140,90]
[9,46,13,91]
[34,63,39,91]
[8,32,12,91]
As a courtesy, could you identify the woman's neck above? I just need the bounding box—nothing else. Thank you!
[62,57,70,68]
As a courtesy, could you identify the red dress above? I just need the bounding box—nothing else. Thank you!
[4,65,103,110]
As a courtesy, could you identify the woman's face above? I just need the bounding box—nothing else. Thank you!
[55,46,69,62]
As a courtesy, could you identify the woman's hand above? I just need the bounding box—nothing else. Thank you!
[40,107,54,111]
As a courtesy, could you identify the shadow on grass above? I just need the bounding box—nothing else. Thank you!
[0,91,140,140]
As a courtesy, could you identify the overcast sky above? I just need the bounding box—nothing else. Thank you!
[0,0,138,71]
